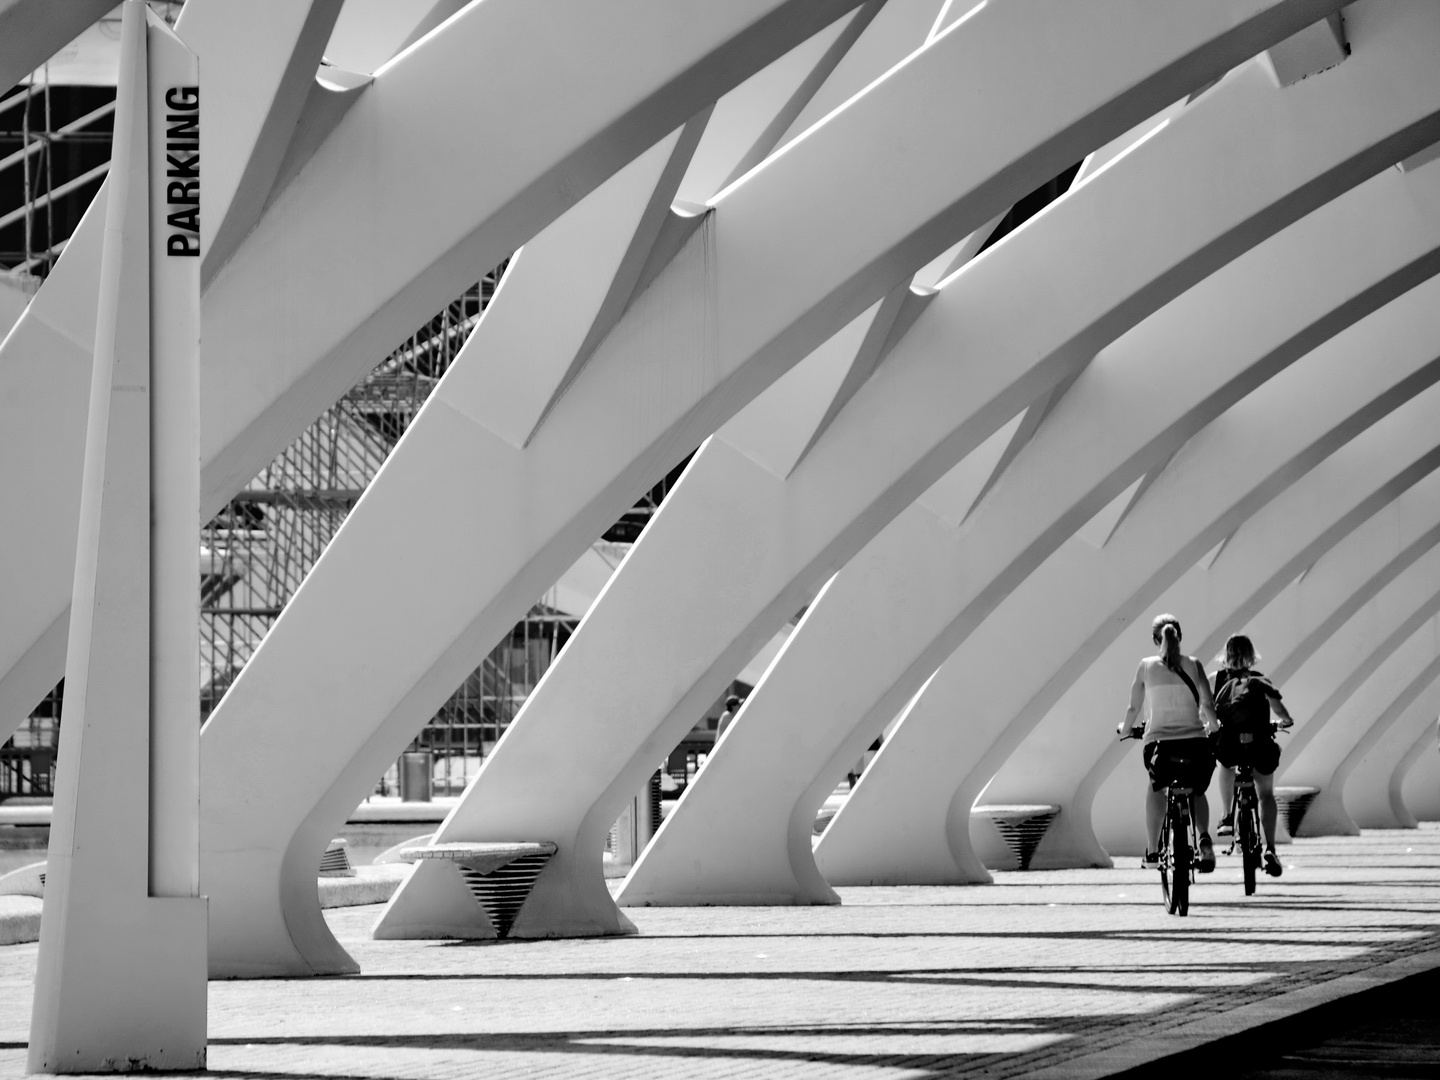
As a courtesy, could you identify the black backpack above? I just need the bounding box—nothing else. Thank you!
[1214,669,1272,734]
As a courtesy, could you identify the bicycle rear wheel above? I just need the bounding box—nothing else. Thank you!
[1239,807,1259,896]
[1165,805,1190,916]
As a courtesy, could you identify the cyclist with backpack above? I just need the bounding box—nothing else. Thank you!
[1211,633,1294,877]
[1119,614,1220,872]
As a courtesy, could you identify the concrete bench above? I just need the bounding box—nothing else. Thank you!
[973,804,1061,871]
[1275,786,1321,839]
[399,841,558,938]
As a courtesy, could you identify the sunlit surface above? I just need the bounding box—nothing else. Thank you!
[2,827,1436,1078]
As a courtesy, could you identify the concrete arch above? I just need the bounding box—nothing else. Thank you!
[1284,614,1440,835]
[995,445,1440,867]
[1398,726,1440,820]
[206,0,1312,974]
[814,326,1440,885]
[1090,477,1440,853]
[1346,682,1440,828]
[363,4,1347,947]
[621,151,1440,903]
[0,0,116,95]
[0,0,861,742]
[1094,562,1440,848]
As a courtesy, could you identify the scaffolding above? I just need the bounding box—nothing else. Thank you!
[197,271,584,800]
[1,26,704,802]
[0,80,114,279]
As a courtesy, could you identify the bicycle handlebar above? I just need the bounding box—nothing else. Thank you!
[1117,720,1294,742]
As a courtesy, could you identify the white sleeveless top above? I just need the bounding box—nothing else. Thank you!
[1140,655,1207,743]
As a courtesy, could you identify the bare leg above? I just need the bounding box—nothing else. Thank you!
[1218,767,1236,820]
[1256,769,1278,848]
[1145,785,1165,852]
[1191,792,1210,836]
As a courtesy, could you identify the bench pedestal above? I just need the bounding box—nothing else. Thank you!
[1275,787,1320,841]
[400,842,558,938]
[973,805,1060,871]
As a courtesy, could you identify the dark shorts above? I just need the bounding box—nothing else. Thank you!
[1213,729,1281,775]
[1144,737,1217,793]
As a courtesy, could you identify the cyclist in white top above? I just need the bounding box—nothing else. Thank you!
[1119,614,1220,872]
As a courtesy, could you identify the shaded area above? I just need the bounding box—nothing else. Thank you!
[1121,965,1440,1080]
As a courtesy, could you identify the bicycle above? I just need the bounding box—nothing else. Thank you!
[1122,728,1202,916]
[1221,723,1290,896]
[1157,777,1201,915]
[1227,755,1263,896]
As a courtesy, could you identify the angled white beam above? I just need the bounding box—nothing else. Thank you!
[362,0,1345,946]
[1089,474,1440,854]
[976,407,1440,869]
[1397,725,1440,821]
[204,0,1191,975]
[1284,615,1440,834]
[1345,679,1440,828]
[179,0,347,282]
[0,0,347,743]
[812,301,1440,886]
[0,0,115,95]
[774,0,947,144]
[622,146,1440,902]
[0,0,864,744]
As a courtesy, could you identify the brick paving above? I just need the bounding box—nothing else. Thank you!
[1,827,1437,1078]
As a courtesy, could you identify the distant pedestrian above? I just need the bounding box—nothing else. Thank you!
[716,695,743,741]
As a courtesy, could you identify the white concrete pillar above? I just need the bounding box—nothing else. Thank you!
[1023,477,1440,861]
[0,0,861,745]
[185,0,1319,961]
[1089,488,1440,853]
[625,152,1440,902]
[443,0,1434,915]
[1398,725,1440,820]
[1291,620,1440,835]
[28,5,205,1071]
[976,359,1440,865]
[0,0,115,95]
[1345,686,1440,828]
[374,0,1359,944]
[818,353,1440,884]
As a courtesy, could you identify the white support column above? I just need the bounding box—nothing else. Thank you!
[28,5,204,1071]
[1286,618,1440,835]
[371,0,1405,933]
[0,0,116,95]
[0,0,862,744]
[1398,725,1440,820]
[1094,572,1440,849]
[1345,684,1440,828]
[982,445,1440,868]
[816,360,1440,885]
[185,0,1319,961]
[1090,482,1440,854]
[621,152,1440,903]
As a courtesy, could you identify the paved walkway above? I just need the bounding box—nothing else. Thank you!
[2,828,1438,1078]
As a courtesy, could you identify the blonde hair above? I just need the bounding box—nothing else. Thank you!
[1216,633,1259,670]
